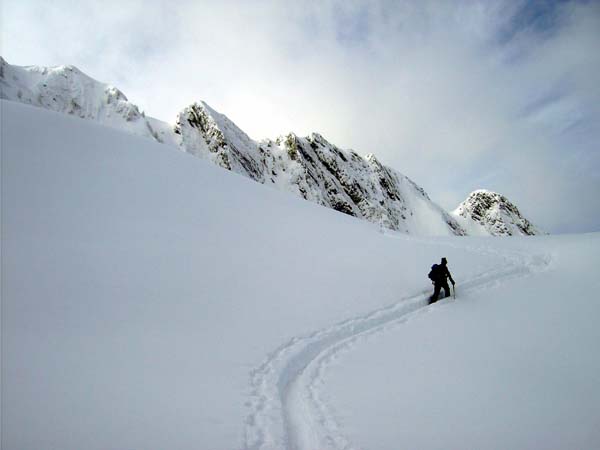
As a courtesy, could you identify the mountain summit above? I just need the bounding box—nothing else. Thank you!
[452,190,543,236]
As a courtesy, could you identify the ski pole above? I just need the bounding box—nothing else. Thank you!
[453,285,456,299]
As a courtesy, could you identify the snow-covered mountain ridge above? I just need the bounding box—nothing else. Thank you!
[0,57,539,236]
[452,189,544,236]
[175,100,464,234]
[0,56,177,144]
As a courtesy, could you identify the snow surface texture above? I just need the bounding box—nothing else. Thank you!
[3,100,598,450]
[0,57,539,236]
[323,235,600,450]
[452,189,544,236]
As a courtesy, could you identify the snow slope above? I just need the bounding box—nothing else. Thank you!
[322,235,600,450]
[1,100,496,449]
[1,101,600,449]
[3,100,597,450]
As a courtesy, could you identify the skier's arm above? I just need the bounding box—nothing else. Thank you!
[447,268,455,285]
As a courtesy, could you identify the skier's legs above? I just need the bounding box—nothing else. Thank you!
[442,282,451,298]
[429,283,442,304]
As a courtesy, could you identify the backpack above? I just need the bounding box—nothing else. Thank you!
[428,264,439,281]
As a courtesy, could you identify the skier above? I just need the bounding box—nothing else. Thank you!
[428,257,455,304]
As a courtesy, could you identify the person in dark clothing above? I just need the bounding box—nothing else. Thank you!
[429,257,455,304]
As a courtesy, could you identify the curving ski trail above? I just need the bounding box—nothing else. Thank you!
[243,243,551,450]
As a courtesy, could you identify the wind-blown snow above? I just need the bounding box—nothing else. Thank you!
[2,100,597,449]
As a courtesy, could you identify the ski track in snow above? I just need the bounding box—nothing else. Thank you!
[242,239,551,450]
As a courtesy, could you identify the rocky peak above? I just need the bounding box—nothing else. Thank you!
[453,190,543,236]
[174,101,265,181]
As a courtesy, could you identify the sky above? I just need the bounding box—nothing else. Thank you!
[2,0,599,233]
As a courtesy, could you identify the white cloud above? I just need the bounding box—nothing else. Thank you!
[2,0,599,232]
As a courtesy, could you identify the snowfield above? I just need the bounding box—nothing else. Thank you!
[310,235,600,450]
[2,100,599,449]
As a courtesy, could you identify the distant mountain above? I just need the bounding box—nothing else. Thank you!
[1,57,540,236]
[452,190,543,236]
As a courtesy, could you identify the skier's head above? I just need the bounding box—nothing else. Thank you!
[441,257,448,265]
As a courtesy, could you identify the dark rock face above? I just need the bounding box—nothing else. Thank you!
[453,190,543,236]
[174,102,266,182]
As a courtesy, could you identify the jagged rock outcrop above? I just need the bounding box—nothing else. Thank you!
[174,101,265,181]
[452,190,543,236]
[257,133,465,234]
